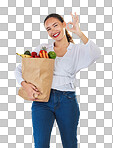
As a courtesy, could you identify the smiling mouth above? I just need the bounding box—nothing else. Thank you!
[53,32,60,38]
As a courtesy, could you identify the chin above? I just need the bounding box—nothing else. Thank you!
[55,35,64,41]
[55,39,62,42]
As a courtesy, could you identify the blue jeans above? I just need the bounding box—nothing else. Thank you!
[31,88,80,148]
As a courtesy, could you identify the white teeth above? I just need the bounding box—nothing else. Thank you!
[53,33,59,37]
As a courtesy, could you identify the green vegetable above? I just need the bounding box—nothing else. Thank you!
[24,50,31,56]
[48,51,56,59]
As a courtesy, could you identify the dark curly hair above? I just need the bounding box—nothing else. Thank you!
[44,13,75,44]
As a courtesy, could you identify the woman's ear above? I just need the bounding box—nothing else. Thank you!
[63,21,67,28]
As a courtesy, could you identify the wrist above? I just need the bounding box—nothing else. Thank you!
[78,31,83,38]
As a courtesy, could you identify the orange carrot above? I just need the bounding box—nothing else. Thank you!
[39,52,43,58]
[42,50,46,58]
[46,52,49,58]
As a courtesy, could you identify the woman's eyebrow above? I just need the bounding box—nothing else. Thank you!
[46,22,58,30]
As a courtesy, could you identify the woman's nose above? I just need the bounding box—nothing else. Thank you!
[50,27,56,33]
[50,31,55,36]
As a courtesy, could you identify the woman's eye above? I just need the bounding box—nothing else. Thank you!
[47,25,58,31]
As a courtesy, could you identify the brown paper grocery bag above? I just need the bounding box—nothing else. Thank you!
[18,57,55,102]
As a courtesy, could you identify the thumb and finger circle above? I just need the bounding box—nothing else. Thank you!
[66,21,73,29]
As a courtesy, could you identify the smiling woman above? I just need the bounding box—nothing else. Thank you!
[14,12,101,148]
[44,13,75,45]
[43,13,75,58]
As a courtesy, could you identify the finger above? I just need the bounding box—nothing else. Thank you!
[33,93,39,98]
[34,88,39,92]
[30,84,36,89]
[33,98,39,101]
[77,15,79,22]
[34,90,41,95]
[74,12,78,23]
[31,85,38,91]
[34,86,41,92]
[74,12,77,17]
[31,99,36,101]
[28,98,36,101]
[70,12,75,21]
[75,12,79,23]
[33,91,41,98]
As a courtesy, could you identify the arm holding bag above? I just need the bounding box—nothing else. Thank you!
[18,57,55,102]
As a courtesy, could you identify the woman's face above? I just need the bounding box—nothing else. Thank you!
[44,17,66,41]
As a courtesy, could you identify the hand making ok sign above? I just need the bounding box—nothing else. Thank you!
[66,12,81,35]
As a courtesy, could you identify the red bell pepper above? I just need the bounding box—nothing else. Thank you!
[31,52,37,57]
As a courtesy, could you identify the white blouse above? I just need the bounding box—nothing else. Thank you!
[14,39,101,91]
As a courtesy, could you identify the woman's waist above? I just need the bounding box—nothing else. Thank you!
[52,75,79,88]
[52,75,74,83]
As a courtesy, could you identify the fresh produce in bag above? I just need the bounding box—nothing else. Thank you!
[16,46,56,59]
[17,46,56,102]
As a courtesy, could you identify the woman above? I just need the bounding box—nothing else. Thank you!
[14,12,101,148]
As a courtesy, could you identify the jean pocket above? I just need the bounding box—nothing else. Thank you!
[63,91,76,100]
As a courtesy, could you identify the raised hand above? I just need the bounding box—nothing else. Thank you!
[66,12,81,35]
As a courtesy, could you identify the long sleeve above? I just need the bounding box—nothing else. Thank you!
[14,63,25,87]
[75,39,101,73]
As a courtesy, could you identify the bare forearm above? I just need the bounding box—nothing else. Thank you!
[77,31,89,44]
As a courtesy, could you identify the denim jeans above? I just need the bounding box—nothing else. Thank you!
[31,88,80,148]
